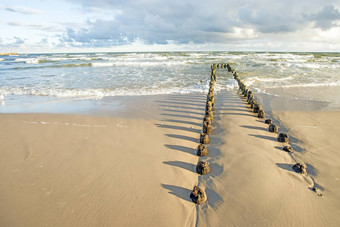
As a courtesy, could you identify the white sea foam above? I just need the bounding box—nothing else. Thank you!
[91,60,188,67]
[292,63,340,69]
[254,76,295,82]
[91,62,115,67]
[13,58,26,63]
[48,57,69,61]
[225,55,246,60]
[254,88,281,97]
[0,85,210,99]
[0,58,4,61]
[224,78,238,90]
[14,58,40,64]
[269,81,340,88]
[24,121,107,127]
[243,78,255,87]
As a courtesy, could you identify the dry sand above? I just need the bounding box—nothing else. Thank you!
[1,92,339,226]
[0,94,206,227]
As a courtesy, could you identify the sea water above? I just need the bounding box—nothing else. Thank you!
[0,52,339,113]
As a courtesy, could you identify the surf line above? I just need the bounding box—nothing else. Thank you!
[226,64,322,196]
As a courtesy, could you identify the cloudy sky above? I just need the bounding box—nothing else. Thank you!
[1,0,340,53]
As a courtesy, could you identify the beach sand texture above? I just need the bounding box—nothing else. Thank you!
[0,95,204,227]
[197,92,340,226]
[1,91,340,225]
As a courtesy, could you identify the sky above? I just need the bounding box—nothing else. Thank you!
[0,0,340,53]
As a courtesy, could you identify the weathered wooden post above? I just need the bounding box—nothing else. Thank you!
[269,124,279,132]
[258,109,265,118]
[227,64,232,72]
[203,120,212,134]
[206,110,213,121]
[277,133,289,142]
[253,103,260,113]
[197,144,208,156]
[292,163,307,175]
[190,186,206,204]
[196,161,210,175]
[200,133,209,144]
[265,119,272,124]
[283,146,293,152]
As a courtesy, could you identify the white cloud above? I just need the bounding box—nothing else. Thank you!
[59,0,340,50]
[1,5,43,15]
[308,5,340,30]
[2,0,340,52]
[7,21,64,32]
[0,36,25,49]
[238,5,306,33]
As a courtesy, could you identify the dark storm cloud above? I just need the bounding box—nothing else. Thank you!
[62,0,340,46]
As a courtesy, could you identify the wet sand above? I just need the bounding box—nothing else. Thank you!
[0,92,339,226]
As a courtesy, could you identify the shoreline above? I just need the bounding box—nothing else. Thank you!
[1,85,338,117]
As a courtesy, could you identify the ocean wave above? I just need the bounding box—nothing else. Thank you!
[47,57,69,61]
[91,62,115,67]
[91,60,189,67]
[0,84,212,98]
[12,60,191,69]
[13,56,94,64]
[14,58,40,64]
[5,77,29,81]
[13,58,57,64]
[254,88,281,97]
[313,53,340,58]
[53,63,92,68]
[13,63,92,69]
[289,62,340,69]
[252,53,315,65]
[250,76,295,83]
[0,58,4,61]
[68,56,101,61]
[40,74,57,78]
[224,78,238,90]
[268,81,340,88]
[242,74,340,89]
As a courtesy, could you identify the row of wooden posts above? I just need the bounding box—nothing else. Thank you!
[229,64,324,196]
[190,63,321,204]
[189,64,219,204]
[226,65,310,178]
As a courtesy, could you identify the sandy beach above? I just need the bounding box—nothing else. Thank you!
[1,90,339,226]
[1,0,340,223]
[0,94,205,227]
[197,92,340,226]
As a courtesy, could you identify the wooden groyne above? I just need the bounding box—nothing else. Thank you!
[191,62,322,205]
[226,63,322,197]
[190,63,218,204]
